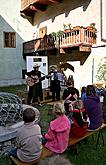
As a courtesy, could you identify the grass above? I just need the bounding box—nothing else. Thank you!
[66,129,106,165]
[0,85,106,165]
[0,155,11,165]
[0,84,26,94]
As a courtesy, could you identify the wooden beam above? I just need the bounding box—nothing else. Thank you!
[35,0,49,5]
[33,2,48,11]
[49,0,62,3]
[29,5,38,11]
[79,45,91,52]
[20,10,35,17]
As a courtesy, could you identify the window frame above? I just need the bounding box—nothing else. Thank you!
[4,32,16,48]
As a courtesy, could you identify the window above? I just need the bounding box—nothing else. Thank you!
[4,32,16,48]
[33,58,42,62]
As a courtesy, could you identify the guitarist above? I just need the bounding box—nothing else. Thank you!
[26,64,45,106]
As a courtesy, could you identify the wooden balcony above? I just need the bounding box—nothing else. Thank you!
[23,34,56,56]
[23,26,97,62]
[60,26,96,53]
[21,0,62,16]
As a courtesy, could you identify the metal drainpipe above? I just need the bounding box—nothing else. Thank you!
[100,0,106,41]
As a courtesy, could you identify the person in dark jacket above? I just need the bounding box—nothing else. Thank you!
[26,64,45,105]
[62,75,79,114]
[83,85,103,130]
[47,65,61,101]
[101,85,106,123]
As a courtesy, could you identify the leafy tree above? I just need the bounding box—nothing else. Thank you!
[96,57,106,82]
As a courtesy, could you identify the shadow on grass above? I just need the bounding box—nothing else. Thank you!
[66,129,106,165]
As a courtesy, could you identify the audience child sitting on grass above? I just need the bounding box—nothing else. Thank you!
[8,107,42,163]
[43,102,71,153]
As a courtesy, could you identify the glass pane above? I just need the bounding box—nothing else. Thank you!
[4,33,9,47]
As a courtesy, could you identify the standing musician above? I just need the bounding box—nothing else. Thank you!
[26,64,45,105]
[47,65,64,101]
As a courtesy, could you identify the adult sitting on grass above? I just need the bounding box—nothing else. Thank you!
[8,107,42,163]
[43,102,71,153]
[83,85,103,131]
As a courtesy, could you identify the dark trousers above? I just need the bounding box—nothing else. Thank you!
[50,80,61,101]
[52,90,60,101]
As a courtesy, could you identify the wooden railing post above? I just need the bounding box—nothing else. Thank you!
[80,28,85,43]
[21,0,35,10]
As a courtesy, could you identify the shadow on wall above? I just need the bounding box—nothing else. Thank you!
[33,0,92,27]
[60,63,74,72]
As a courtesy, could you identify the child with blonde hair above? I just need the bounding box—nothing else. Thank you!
[44,102,71,153]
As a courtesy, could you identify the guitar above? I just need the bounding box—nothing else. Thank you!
[26,74,47,87]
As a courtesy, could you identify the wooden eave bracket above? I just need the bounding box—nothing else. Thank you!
[29,4,38,11]
[20,8,35,17]
[33,2,48,12]
[49,0,62,3]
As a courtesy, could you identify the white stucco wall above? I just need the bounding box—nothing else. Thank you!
[0,0,33,41]
[80,46,106,87]
[0,0,34,86]
[33,0,106,88]
[33,0,100,37]
[0,0,106,87]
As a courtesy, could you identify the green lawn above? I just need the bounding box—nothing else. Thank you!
[0,84,26,94]
[66,129,106,165]
[0,85,106,165]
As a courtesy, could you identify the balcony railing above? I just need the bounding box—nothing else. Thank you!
[23,26,97,55]
[60,26,96,48]
[23,35,56,54]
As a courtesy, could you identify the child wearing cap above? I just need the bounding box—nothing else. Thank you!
[44,102,71,153]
